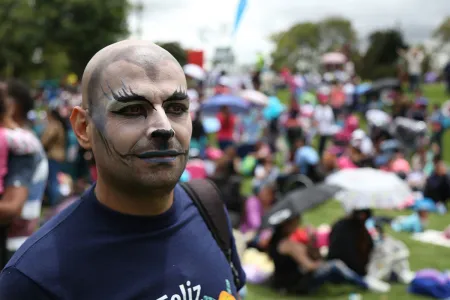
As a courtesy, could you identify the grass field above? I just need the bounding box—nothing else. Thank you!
[245,84,450,300]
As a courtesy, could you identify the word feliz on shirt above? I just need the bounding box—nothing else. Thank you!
[156,280,236,300]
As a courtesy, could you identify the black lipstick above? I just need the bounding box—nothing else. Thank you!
[136,150,187,159]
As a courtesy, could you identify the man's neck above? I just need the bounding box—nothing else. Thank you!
[94,177,174,216]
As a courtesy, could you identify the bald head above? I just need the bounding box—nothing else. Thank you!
[81,40,181,110]
[72,40,191,198]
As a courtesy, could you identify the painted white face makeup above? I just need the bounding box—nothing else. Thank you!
[87,55,192,192]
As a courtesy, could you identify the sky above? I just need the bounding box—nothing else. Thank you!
[128,0,450,64]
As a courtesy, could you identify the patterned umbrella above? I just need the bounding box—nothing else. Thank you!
[326,168,413,211]
[239,89,269,107]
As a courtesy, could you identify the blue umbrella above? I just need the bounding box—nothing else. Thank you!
[263,96,285,121]
[202,117,221,133]
[355,83,372,95]
[201,95,250,114]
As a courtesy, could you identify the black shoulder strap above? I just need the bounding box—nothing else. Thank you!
[181,179,241,289]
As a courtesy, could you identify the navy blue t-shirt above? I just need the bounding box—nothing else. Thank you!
[0,184,245,300]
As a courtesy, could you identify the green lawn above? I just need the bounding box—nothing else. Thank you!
[245,84,450,300]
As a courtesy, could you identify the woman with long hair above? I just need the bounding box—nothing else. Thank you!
[41,108,68,206]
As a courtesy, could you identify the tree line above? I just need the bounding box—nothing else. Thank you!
[1,0,449,81]
[269,16,450,79]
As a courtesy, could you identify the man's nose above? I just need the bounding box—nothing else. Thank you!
[151,129,174,140]
[145,109,173,140]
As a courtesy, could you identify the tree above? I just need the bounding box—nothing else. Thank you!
[360,29,407,80]
[433,16,450,46]
[318,17,357,53]
[157,42,187,66]
[269,17,357,71]
[36,0,130,77]
[0,0,130,79]
[270,22,320,71]
[0,0,47,79]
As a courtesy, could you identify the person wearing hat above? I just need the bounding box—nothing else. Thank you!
[350,130,374,168]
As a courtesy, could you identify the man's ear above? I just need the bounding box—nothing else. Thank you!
[70,106,92,150]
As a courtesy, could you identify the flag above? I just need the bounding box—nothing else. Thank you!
[232,0,248,37]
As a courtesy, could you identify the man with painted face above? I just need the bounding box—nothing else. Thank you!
[0,40,245,300]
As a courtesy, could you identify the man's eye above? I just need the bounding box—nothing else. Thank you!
[124,106,142,114]
[166,104,187,115]
[114,105,146,117]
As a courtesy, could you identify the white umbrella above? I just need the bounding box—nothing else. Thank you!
[366,109,391,127]
[239,90,269,107]
[325,168,413,211]
[322,52,347,65]
[183,64,206,80]
[441,100,450,117]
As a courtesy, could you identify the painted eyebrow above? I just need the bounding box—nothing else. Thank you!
[164,87,189,102]
[105,83,150,104]
[102,83,156,111]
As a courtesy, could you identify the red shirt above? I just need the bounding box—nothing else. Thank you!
[289,228,310,244]
[214,85,231,95]
[330,87,346,109]
[217,113,236,141]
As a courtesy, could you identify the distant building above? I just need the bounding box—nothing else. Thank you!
[212,46,236,73]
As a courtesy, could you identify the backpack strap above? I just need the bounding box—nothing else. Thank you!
[181,179,241,289]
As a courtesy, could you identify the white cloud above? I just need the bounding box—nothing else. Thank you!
[128,0,449,64]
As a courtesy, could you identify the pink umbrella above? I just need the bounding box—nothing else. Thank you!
[322,52,347,65]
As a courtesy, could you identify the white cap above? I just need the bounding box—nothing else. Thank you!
[360,138,374,155]
[351,129,366,147]
[351,129,366,141]
[351,130,373,155]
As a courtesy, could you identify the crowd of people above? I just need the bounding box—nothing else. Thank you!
[0,42,448,299]
[184,48,450,297]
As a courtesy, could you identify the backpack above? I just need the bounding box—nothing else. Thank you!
[181,179,241,289]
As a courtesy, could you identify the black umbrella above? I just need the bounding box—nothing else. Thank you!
[261,183,341,228]
[391,117,427,150]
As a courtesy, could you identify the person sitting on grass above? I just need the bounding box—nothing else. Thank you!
[267,214,389,295]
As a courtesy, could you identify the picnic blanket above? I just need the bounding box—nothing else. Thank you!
[412,230,450,248]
